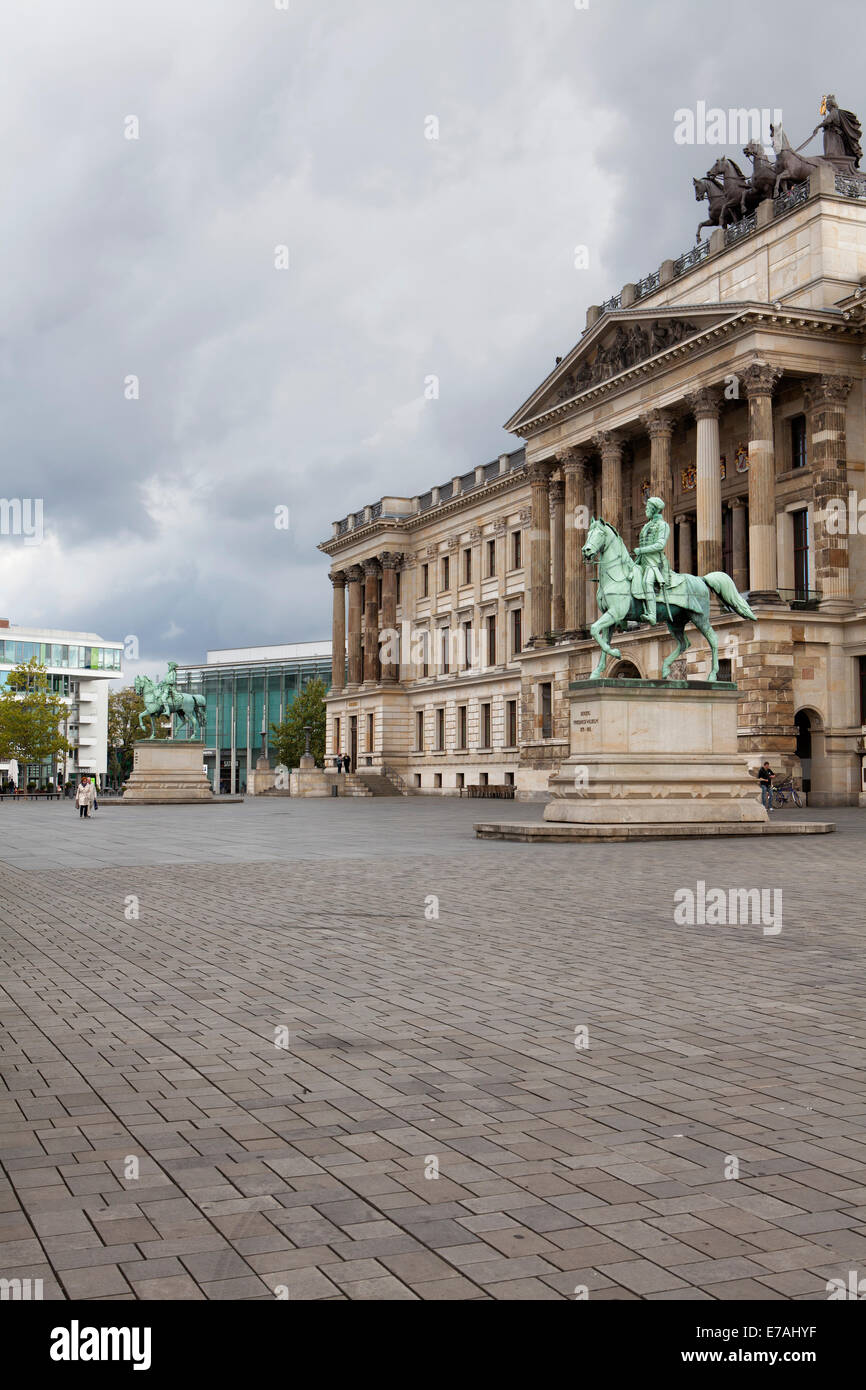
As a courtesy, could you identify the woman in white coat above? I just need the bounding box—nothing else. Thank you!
[75,776,95,820]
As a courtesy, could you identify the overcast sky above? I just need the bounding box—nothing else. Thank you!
[0,0,859,680]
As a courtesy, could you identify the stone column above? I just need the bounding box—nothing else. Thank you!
[677,516,693,575]
[687,388,723,575]
[731,498,748,591]
[379,553,400,684]
[804,374,854,611]
[528,459,555,644]
[642,409,676,567]
[594,431,624,532]
[550,477,566,633]
[329,572,346,692]
[743,361,783,601]
[362,558,380,685]
[346,565,364,688]
[560,447,590,635]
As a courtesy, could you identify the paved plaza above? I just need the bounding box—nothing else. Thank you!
[1,797,865,1301]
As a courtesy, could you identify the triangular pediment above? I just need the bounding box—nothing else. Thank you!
[506,304,746,434]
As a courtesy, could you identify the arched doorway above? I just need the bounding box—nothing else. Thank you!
[794,710,812,794]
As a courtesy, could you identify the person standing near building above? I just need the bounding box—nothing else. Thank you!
[75,775,95,819]
[757,761,775,812]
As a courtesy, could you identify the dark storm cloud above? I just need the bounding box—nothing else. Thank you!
[0,0,858,664]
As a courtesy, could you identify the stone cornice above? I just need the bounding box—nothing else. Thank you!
[507,305,864,440]
[318,466,528,557]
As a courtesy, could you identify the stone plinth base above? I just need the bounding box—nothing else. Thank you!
[123,741,214,804]
[544,679,767,833]
[289,768,331,798]
[476,820,835,842]
[247,758,276,796]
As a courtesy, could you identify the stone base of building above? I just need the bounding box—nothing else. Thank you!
[123,741,215,804]
[543,678,768,833]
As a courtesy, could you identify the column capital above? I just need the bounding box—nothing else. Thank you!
[549,478,565,504]
[528,457,556,485]
[362,556,380,577]
[558,444,592,475]
[519,508,533,528]
[742,360,783,399]
[686,387,722,421]
[345,564,364,584]
[803,374,854,410]
[330,570,347,589]
[379,551,402,570]
[493,518,508,536]
[469,527,483,543]
[592,429,624,456]
[730,495,747,510]
[640,407,676,439]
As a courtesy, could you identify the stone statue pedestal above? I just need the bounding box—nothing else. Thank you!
[543,679,766,831]
[123,741,214,804]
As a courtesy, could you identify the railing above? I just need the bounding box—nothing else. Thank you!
[725,210,757,245]
[672,240,710,277]
[382,764,409,795]
[600,293,622,314]
[633,270,660,300]
[369,501,382,521]
[835,173,866,200]
[778,587,821,610]
[775,180,810,215]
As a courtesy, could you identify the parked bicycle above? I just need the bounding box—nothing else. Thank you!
[771,775,802,809]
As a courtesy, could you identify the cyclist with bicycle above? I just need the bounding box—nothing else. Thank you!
[757,761,774,811]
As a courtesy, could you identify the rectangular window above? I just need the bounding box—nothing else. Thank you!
[793,509,810,599]
[434,773,442,788]
[456,772,465,790]
[791,414,808,470]
[722,507,733,578]
[463,549,472,585]
[396,571,402,606]
[440,627,450,675]
[334,717,341,753]
[422,563,429,597]
[441,556,450,592]
[511,608,522,658]
[414,773,422,788]
[416,710,424,751]
[487,539,496,577]
[367,712,374,752]
[541,682,552,739]
[458,705,467,749]
[512,531,522,570]
[860,655,866,726]
[437,707,445,750]
[480,772,489,787]
[506,699,517,748]
[421,630,429,678]
[486,615,496,668]
[462,620,472,669]
[505,771,515,787]
[481,702,492,748]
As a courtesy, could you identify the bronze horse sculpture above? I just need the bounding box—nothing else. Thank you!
[582,517,756,682]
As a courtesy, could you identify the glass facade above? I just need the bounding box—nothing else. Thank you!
[176,655,332,794]
[0,639,121,671]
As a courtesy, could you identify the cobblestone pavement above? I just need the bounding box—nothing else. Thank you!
[1,799,864,1301]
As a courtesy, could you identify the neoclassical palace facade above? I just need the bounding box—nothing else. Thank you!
[320,163,866,805]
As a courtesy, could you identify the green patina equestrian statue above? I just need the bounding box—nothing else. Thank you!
[582,497,755,682]
[134,662,206,740]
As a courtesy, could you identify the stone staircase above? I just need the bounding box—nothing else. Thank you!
[337,771,404,798]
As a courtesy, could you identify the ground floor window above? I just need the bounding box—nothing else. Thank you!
[540,682,552,739]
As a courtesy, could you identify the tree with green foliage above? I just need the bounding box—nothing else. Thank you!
[108,686,147,784]
[269,677,327,770]
[0,659,71,779]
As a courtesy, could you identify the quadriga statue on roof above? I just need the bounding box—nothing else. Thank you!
[581,497,755,683]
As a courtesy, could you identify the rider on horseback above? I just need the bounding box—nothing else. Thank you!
[155,661,180,716]
[632,497,670,625]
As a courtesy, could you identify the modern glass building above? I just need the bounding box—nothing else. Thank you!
[176,642,332,794]
[0,621,124,789]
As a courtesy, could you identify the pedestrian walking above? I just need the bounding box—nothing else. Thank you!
[75,776,95,820]
[343,753,351,775]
